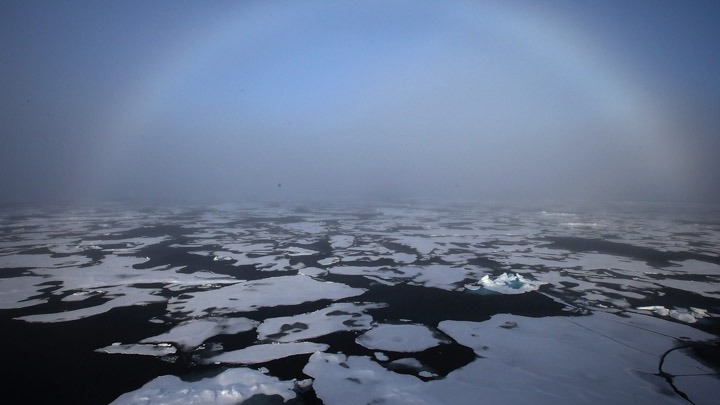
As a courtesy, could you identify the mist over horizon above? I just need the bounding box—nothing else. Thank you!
[2,1,719,205]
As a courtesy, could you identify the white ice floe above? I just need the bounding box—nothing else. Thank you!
[466,272,544,294]
[109,367,297,405]
[257,302,385,343]
[305,312,716,405]
[62,290,106,302]
[141,317,258,350]
[168,275,366,318]
[298,267,327,277]
[330,234,354,249]
[356,324,448,352]
[285,247,319,256]
[96,342,176,356]
[16,284,166,323]
[666,259,720,275]
[0,276,49,309]
[205,342,329,364]
[317,257,340,266]
[374,352,389,361]
[303,352,426,405]
[387,357,424,370]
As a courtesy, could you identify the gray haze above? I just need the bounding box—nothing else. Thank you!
[1,0,719,204]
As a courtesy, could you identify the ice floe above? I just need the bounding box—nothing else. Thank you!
[140,317,258,350]
[168,275,366,318]
[205,342,329,364]
[96,342,176,357]
[257,302,384,343]
[17,285,166,323]
[356,324,449,352]
[306,312,716,405]
[109,368,298,405]
[0,276,49,309]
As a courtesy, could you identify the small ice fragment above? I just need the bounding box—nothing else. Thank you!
[669,310,696,323]
[499,321,518,329]
[295,379,313,389]
[637,305,670,316]
[690,307,708,318]
[374,352,389,361]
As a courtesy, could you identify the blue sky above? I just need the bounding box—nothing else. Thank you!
[1,0,719,203]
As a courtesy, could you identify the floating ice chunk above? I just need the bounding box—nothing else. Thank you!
[690,307,709,318]
[285,247,319,256]
[330,235,354,249]
[257,302,385,342]
[374,352,389,361]
[0,276,49,309]
[637,305,671,316]
[637,306,711,323]
[391,252,417,264]
[168,275,366,318]
[388,357,424,371]
[356,324,448,352]
[467,272,544,294]
[317,257,340,266]
[298,267,327,277]
[303,352,425,405]
[205,342,329,364]
[96,342,176,356]
[669,310,697,323]
[109,367,297,405]
[17,285,166,323]
[141,317,258,350]
[666,259,720,275]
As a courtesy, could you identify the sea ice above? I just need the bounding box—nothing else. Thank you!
[109,367,297,405]
[16,285,166,323]
[141,317,258,350]
[466,272,544,294]
[0,276,49,309]
[257,302,384,343]
[330,234,354,249]
[168,275,366,317]
[303,352,426,405]
[356,324,448,352]
[95,342,176,356]
[637,306,711,323]
[205,342,329,364]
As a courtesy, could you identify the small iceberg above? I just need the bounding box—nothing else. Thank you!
[465,273,544,295]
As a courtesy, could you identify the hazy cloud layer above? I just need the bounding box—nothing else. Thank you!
[1,0,719,203]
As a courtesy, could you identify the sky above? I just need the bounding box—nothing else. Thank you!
[1,0,719,204]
